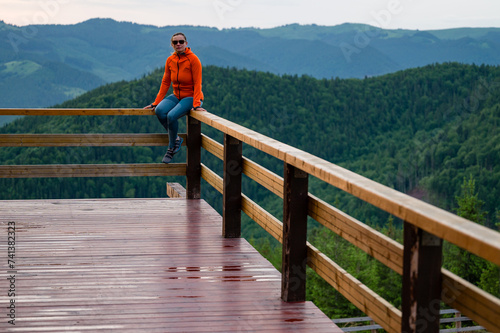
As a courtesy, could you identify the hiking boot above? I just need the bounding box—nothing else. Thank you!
[172,136,183,154]
[162,137,183,164]
[162,147,176,164]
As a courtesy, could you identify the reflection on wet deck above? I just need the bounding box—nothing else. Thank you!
[0,198,341,332]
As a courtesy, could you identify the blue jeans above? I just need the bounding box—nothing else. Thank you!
[155,95,201,149]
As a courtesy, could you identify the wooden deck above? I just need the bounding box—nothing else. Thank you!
[0,198,341,332]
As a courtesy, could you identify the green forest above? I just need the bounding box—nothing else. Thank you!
[1,62,499,323]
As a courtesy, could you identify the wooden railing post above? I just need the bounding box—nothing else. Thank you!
[455,311,462,330]
[222,134,242,238]
[281,162,308,302]
[402,222,443,333]
[186,115,201,199]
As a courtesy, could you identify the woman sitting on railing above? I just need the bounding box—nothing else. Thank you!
[144,32,206,164]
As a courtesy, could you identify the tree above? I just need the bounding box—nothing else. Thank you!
[444,176,488,285]
[478,211,500,297]
[455,175,487,224]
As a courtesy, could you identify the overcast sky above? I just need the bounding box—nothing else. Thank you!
[2,0,500,30]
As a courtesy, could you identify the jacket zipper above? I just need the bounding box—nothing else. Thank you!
[176,53,181,100]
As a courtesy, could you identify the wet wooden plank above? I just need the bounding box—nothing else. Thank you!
[0,198,341,332]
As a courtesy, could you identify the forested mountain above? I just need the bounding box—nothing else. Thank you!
[1,18,500,107]
[1,62,499,318]
[0,59,104,107]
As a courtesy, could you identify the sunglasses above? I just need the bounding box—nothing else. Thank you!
[172,40,185,45]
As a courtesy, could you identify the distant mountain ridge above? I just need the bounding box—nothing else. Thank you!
[1,18,500,107]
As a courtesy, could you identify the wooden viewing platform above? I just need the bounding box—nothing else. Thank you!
[1,108,499,332]
[0,197,341,332]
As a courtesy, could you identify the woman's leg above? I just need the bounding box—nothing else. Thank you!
[165,97,193,149]
[155,94,179,132]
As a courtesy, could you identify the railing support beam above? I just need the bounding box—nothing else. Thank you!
[281,163,308,302]
[222,134,242,238]
[402,222,443,333]
[186,115,201,199]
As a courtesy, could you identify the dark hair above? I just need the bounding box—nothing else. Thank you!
[171,32,187,43]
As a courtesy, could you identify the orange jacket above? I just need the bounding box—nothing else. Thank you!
[153,47,204,108]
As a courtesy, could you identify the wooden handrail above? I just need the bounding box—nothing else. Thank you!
[190,111,500,332]
[189,110,500,267]
[199,131,500,332]
[0,164,186,178]
[201,133,404,273]
[0,108,155,116]
[1,108,499,332]
[199,129,500,330]
[2,109,498,263]
[0,133,179,147]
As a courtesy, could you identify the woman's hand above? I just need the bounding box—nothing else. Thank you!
[191,107,206,112]
[143,104,156,109]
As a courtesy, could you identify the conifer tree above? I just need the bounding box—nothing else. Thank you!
[444,176,488,285]
[478,211,500,296]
